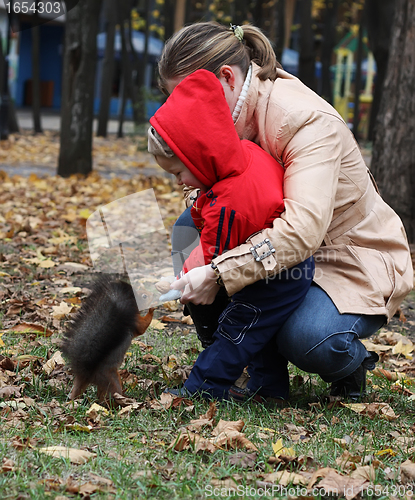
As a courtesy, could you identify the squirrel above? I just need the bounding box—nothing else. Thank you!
[61,276,154,402]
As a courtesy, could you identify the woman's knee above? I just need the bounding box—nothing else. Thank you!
[281,330,366,380]
[276,284,385,380]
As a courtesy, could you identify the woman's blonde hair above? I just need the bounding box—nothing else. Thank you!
[158,22,281,95]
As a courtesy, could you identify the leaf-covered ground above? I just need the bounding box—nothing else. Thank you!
[1,132,415,499]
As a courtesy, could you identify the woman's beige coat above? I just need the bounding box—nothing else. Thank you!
[213,63,413,320]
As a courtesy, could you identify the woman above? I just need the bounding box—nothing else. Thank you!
[159,22,413,401]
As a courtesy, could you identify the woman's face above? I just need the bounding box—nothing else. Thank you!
[165,65,245,115]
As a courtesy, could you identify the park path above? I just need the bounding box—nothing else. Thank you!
[0,110,165,179]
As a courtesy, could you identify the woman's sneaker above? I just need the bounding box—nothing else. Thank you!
[229,385,286,407]
[329,351,379,400]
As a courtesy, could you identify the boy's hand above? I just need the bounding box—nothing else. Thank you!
[171,265,220,305]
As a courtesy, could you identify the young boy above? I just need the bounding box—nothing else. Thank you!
[148,69,314,402]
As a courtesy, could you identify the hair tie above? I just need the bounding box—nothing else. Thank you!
[230,24,244,42]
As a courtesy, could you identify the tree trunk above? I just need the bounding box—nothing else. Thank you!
[97,0,116,137]
[320,0,340,103]
[352,18,364,140]
[284,0,296,49]
[58,0,102,177]
[117,77,126,139]
[117,2,140,128]
[274,0,285,63]
[8,99,19,133]
[174,0,186,32]
[364,0,395,141]
[137,0,150,123]
[298,0,315,90]
[163,0,175,40]
[0,28,19,137]
[32,19,43,134]
[371,0,415,243]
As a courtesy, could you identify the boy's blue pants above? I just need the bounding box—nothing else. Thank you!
[184,257,315,400]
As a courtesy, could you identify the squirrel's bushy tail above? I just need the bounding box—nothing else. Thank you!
[62,276,147,385]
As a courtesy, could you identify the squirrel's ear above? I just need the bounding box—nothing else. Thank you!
[135,308,155,336]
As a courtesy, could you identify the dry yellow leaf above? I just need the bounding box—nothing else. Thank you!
[38,446,96,464]
[79,208,92,219]
[42,351,65,375]
[52,301,73,319]
[261,469,307,486]
[272,438,296,457]
[64,423,93,433]
[38,259,56,268]
[60,286,82,295]
[342,402,398,421]
[150,319,166,330]
[392,340,414,359]
[86,403,110,419]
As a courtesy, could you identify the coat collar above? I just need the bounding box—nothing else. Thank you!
[234,63,299,142]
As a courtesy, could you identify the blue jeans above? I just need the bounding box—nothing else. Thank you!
[172,208,386,393]
[185,257,315,400]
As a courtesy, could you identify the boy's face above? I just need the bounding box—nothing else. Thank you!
[155,155,207,192]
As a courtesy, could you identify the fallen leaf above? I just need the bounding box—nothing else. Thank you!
[392,340,414,359]
[5,322,53,336]
[210,477,239,491]
[38,259,56,268]
[52,301,73,319]
[42,351,65,375]
[86,403,110,419]
[213,429,258,452]
[350,464,376,481]
[228,452,257,469]
[64,423,93,433]
[181,315,194,325]
[187,402,217,432]
[38,446,96,464]
[400,459,415,484]
[341,402,398,421]
[0,386,21,398]
[272,438,296,457]
[60,286,83,295]
[260,470,308,486]
[308,467,369,499]
[2,458,15,473]
[212,419,244,436]
[372,367,406,381]
[150,319,166,330]
[169,430,217,453]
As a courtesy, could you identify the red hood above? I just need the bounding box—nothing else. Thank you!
[150,70,246,188]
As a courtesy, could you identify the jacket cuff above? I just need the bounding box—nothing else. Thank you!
[182,186,200,208]
[213,233,282,295]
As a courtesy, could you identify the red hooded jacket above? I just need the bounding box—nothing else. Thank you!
[150,70,284,271]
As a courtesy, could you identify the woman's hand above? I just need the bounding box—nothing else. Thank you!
[170,264,221,304]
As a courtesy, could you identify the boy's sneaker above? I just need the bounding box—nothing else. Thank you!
[229,385,286,407]
[164,387,193,398]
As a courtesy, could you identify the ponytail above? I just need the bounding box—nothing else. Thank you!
[158,22,281,95]
[241,25,282,81]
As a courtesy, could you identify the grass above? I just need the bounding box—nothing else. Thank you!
[1,320,415,500]
[0,167,414,498]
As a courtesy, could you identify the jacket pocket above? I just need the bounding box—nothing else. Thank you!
[218,301,261,345]
[345,245,395,303]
